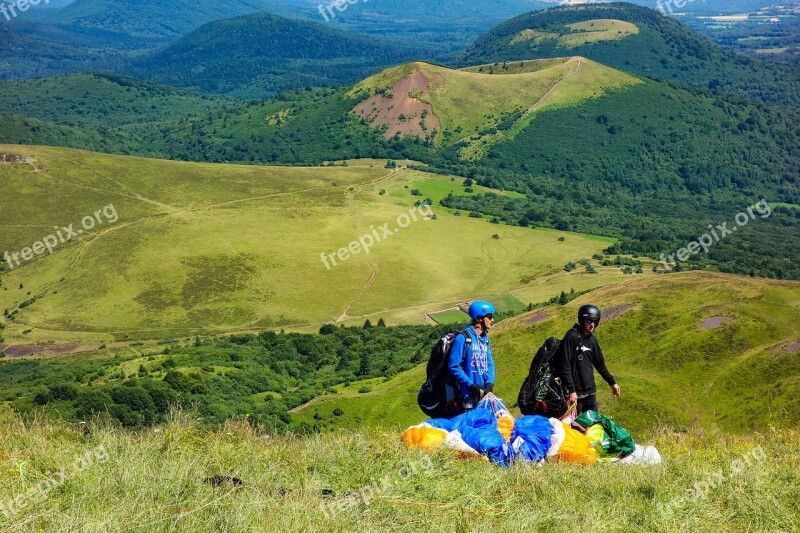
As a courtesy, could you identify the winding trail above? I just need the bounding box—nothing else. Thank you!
[454,56,583,145]
[333,169,401,322]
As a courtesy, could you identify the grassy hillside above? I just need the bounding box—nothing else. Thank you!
[295,272,800,435]
[0,145,621,344]
[456,2,800,107]
[348,58,640,153]
[125,13,433,98]
[0,415,797,531]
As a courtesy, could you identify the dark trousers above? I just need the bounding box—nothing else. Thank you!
[577,394,598,415]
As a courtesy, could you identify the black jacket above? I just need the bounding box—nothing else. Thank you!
[556,324,615,397]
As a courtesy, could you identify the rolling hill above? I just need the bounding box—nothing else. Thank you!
[41,0,306,41]
[0,20,129,80]
[0,0,311,81]
[0,144,631,345]
[294,271,800,435]
[0,72,229,132]
[273,0,551,53]
[3,51,797,280]
[348,58,640,152]
[125,13,435,98]
[455,2,800,107]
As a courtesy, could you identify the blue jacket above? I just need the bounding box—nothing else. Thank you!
[448,325,495,398]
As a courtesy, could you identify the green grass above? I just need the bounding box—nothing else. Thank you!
[295,272,800,435]
[0,145,616,344]
[0,414,796,531]
[428,309,469,325]
[772,202,800,211]
[510,19,640,48]
[560,19,640,47]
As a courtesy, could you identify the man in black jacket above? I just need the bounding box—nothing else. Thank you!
[556,304,621,414]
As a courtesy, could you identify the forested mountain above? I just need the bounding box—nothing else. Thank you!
[40,0,305,41]
[274,0,550,52]
[0,73,228,130]
[456,3,800,106]
[125,13,434,98]
[0,21,130,79]
[0,0,310,80]
[1,3,797,279]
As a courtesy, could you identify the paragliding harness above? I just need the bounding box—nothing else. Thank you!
[417,330,471,419]
[517,336,568,418]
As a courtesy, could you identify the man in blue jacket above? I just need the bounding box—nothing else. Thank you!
[448,300,496,410]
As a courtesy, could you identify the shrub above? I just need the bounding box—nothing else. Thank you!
[358,386,372,394]
[49,384,78,401]
[319,324,337,335]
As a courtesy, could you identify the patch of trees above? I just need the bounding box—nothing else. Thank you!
[3,325,450,432]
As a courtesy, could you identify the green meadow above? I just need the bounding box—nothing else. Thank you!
[0,145,620,345]
[295,272,800,436]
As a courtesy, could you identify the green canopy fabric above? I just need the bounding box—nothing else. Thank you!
[575,410,636,457]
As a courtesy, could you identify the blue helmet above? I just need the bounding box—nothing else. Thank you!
[468,301,496,321]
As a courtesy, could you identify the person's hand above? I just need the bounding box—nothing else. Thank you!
[483,382,494,394]
[468,383,482,399]
[568,392,578,404]
[612,384,621,397]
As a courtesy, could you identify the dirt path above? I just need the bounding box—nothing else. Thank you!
[9,161,402,337]
[27,158,182,213]
[454,57,582,145]
[333,169,401,322]
[515,56,582,124]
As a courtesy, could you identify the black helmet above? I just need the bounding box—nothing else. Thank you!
[578,304,601,326]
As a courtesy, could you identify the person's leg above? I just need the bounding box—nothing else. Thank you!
[577,394,598,414]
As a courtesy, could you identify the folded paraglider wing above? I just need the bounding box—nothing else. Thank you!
[548,419,598,465]
[401,423,449,452]
[574,410,636,457]
[460,427,514,467]
[511,415,554,462]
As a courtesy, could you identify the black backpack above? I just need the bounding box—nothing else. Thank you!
[517,336,566,417]
[417,331,471,418]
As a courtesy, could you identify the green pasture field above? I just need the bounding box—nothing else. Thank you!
[0,145,617,344]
